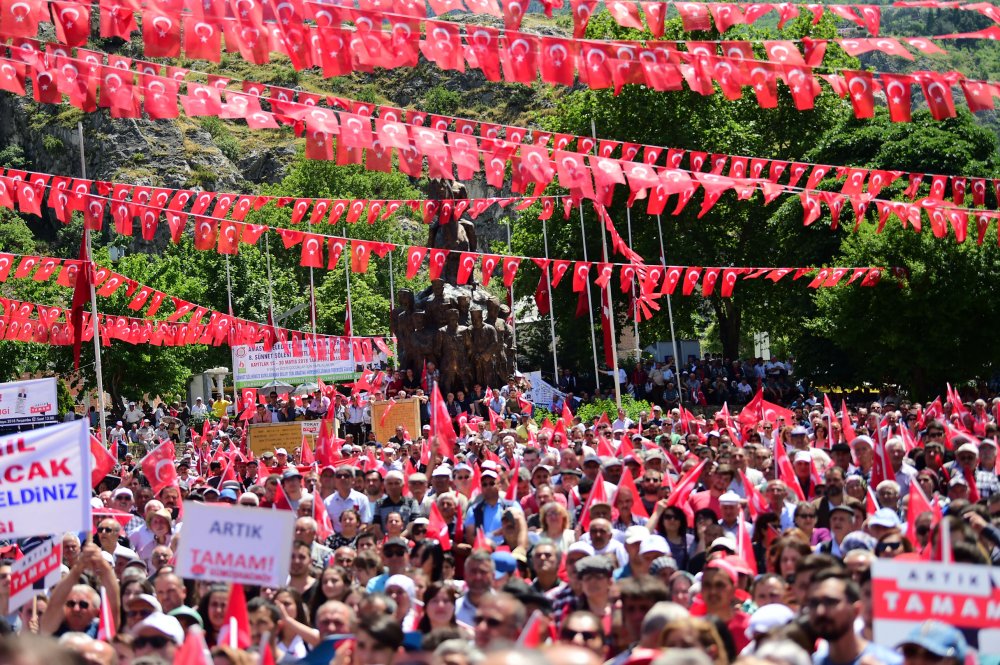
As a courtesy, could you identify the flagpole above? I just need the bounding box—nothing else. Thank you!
[345,262,358,369]
[625,206,641,363]
[79,122,107,442]
[505,219,517,371]
[655,214,685,407]
[309,266,318,382]
[591,120,621,409]
[599,213,622,409]
[579,205,601,393]
[388,250,398,366]
[224,254,239,407]
[264,233,278,383]
[541,217,558,382]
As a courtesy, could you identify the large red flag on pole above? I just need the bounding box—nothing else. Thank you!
[70,235,92,369]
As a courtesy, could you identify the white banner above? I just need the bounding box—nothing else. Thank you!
[0,419,91,539]
[525,371,565,411]
[232,342,360,388]
[872,559,1000,655]
[8,537,63,613]
[175,502,296,587]
[0,378,58,427]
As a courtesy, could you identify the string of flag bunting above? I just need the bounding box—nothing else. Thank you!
[1,8,998,122]
[0,253,396,358]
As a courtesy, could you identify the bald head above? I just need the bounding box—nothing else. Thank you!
[544,645,602,665]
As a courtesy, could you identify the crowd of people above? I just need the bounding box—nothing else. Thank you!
[4,368,1000,665]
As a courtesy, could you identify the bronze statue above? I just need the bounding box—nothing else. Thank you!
[470,309,500,389]
[390,179,515,390]
[435,308,472,396]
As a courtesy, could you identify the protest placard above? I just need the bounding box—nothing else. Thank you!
[872,558,1000,655]
[0,419,90,539]
[8,536,63,613]
[175,501,296,587]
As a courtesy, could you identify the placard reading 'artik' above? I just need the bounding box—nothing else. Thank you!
[175,501,296,588]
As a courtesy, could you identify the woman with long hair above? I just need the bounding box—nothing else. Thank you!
[767,536,813,581]
[196,584,230,645]
[272,587,313,657]
[417,582,460,633]
[538,501,575,551]
[119,578,155,630]
[307,567,352,623]
[649,502,695,572]
[751,512,780,573]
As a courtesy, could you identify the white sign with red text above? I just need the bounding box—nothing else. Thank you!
[175,501,295,587]
[872,559,1000,655]
[0,378,58,427]
[8,536,63,612]
[0,418,90,539]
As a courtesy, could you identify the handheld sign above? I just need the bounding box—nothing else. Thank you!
[872,558,1000,655]
[0,418,90,539]
[8,536,63,613]
[175,502,296,587]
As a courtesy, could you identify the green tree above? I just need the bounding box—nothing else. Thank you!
[792,111,1000,398]
[511,11,859,370]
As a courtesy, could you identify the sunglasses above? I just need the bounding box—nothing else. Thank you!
[97,527,118,534]
[134,635,171,649]
[66,600,91,610]
[475,615,504,628]
[384,548,407,557]
[875,541,904,554]
[127,609,154,619]
[335,473,352,479]
[562,629,600,641]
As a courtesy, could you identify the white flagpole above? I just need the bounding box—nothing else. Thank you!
[541,217,558,381]
[625,206,641,363]
[224,254,240,407]
[655,214,684,404]
[591,120,621,409]
[579,205,601,391]
[78,122,107,441]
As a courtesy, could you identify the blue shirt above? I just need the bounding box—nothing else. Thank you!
[463,499,508,544]
[813,641,902,665]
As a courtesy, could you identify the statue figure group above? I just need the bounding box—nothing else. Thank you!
[389,178,517,394]
[391,285,514,395]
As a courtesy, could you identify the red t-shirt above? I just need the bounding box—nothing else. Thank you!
[689,490,722,517]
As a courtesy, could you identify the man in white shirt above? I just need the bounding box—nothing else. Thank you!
[189,398,208,420]
[611,408,633,433]
[322,465,372,530]
[124,402,144,426]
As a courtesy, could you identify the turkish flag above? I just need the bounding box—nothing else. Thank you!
[430,384,457,461]
[351,240,372,273]
[500,33,539,84]
[425,249,446,280]
[217,584,252,649]
[456,252,477,284]
[540,37,577,87]
[477,253,498,286]
[843,70,875,118]
[406,246,427,279]
[90,435,117,488]
[534,270,550,315]
[421,20,464,72]
[52,1,91,47]
[501,257,521,287]
[141,441,178,495]
[921,74,957,120]
[99,0,136,39]
[300,234,324,268]
[143,12,181,58]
